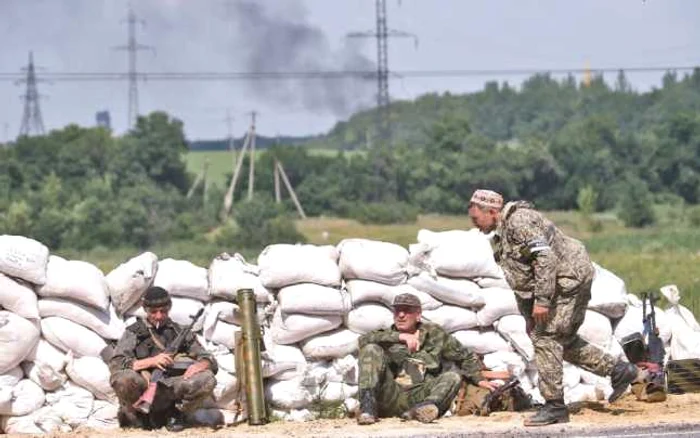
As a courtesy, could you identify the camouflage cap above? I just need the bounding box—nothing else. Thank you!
[393,293,422,309]
[470,189,504,210]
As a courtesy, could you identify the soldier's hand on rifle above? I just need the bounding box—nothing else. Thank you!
[482,370,511,380]
[183,360,210,380]
[532,304,549,325]
[150,352,174,370]
[477,380,500,392]
[399,331,421,352]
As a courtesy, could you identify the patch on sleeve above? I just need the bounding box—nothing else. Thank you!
[525,238,550,256]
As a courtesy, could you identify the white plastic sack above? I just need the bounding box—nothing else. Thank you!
[564,383,600,404]
[452,330,511,355]
[212,369,239,409]
[345,303,394,335]
[482,351,527,377]
[320,382,358,403]
[0,379,45,416]
[45,382,94,427]
[0,235,49,285]
[22,361,67,391]
[563,362,582,390]
[265,377,317,410]
[25,338,66,374]
[258,244,341,289]
[337,239,408,285]
[37,256,110,311]
[300,329,360,360]
[423,306,479,333]
[661,284,700,330]
[1,405,71,434]
[326,355,359,385]
[475,288,519,326]
[65,352,115,402]
[345,280,441,310]
[38,298,125,340]
[494,314,535,361]
[407,272,484,308]
[127,296,205,332]
[41,317,107,358]
[153,258,209,301]
[270,308,342,345]
[0,273,39,320]
[474,276,510,289]
[278,284,351,316]
[263,335,308,379]
[206,300,242,325]
[203,319,240,349]
[106,251,158,315]
[85,400,119,430]
[588,263,628,318]
[0,366,23,388]
[0,311,40,373]
[660,285,700,360]
[577,310,613,353]
[208,252,270,303]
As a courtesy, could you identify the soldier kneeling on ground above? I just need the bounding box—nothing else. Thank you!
[109,286,217,432]
[356,292,526,425]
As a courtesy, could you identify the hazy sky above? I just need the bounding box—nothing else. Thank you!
[1,0,698,141]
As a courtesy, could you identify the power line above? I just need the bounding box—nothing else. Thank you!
[17,52,46,137]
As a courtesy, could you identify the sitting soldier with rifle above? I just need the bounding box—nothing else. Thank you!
[109,286,217,432]
[356,293,529,425]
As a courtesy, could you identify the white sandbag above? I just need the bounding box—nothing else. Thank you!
[475,288,519,326]
[300,329,360,360]
[345,280,441,310]
[661,284,700,331]
[564,383,599,404]
[38,298,125,340]
[106,251,158,315]
[452,330,511,355]
[65,352,115,402]
[345,303,394,335]
[320,382,358,403]
[660,285,700,360]
[0,311,40,373]
[410,229,502,279]
[212,369,239,409]
[85,400,119,430]
[423,306,479,333]
[203,319,240,349]
[0,366,23,388]
[588,263,628,319]
[1,405,71,434]
[0,273,39,320]
[563,362,582,390]
[325,355,359,385]
[482,351,527,377]
[153,258,209,301]
[0,235,49,285]
[206,300,242,325]
[127,296,205,332]
[258,244,341,288]
[494,314,534,361]
[45,382,94,427]
[278,284,351,316]
[40,317,107,358]
[22,361,67,391]
[270,308,342,345]
[263,335,308,379]
[0,379,45,416]
[577,310,613,352]
[208,252,270,303]
[337,239,408,285]
[37,256,109,311]
[265,377,317,410]
[474,276,510,289]
[613,303,672,346]
[407,272,484,308]
[25,338,66,374]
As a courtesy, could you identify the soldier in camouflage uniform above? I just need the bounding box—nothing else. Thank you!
[468,189,639,426]
[356,293,501,425]
[109,286,217,432]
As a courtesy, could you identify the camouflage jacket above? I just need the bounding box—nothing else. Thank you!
[358,322,483,385]
[108,317,217,375]
[493,201,594,307]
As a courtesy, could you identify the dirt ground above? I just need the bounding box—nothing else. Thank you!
[12,393,700,438]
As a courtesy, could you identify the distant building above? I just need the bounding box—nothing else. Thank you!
[96,111,111,130]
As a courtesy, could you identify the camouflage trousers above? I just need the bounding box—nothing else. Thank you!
[358,343,461,418]
[518,281,617,401]
[110,369,216,428]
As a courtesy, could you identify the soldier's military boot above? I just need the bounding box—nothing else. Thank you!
[165,409,186,432]
[357,389,377,425]
[609,361,638,403]
[401,401,439,423]
[523,399,569,426]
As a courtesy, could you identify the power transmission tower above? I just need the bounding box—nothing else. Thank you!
[17,52,46,137]
[348,0,416,143]
[115,6,153,130]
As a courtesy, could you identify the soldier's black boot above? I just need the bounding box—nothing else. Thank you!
[523,399,569,426]
[357,389,378,425]
[609,361,639,403]
[117,406,150,430]
[165,409,186,432]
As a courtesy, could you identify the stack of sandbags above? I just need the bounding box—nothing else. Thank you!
[660,285,700,360]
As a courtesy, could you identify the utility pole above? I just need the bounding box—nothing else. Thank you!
[348,0,416,144]
[247,111,257,201]
[115,6,153,130]
[225,109,235,151]
[17,52,46,137]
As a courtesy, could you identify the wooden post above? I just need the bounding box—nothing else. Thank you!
[247,111,257,201]
[276,160,306,219]
[221,131,251,220]
[274,159,281,203]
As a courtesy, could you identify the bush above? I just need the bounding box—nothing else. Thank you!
[618,177,656,228]
[348,201,419,225]
[229,198,307,249]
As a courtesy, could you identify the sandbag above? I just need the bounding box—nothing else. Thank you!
[0,311,40,373]
[407,272,484,308]
[588,263,627,318]
[40,317,107,358]
[0,235,49,285]
[45,382,94,428]
[0,379,45,416]
[265,377,317,410]
[278,284,351,316]
[65,352,116,402]
[85,400,119,430]
[208,252,270,303]
[37,256,110,311]
[345,280,441,310]
[22,360,67,391]
[106,251,158,315]
[452,330,511,355]
[38,298,125,340]
[337,239,408,285]
[0,366,23,388]
[270,308,342,345]
[475,288,519,326]
[300,329,360,360]
[660,285,700,360]
[345,303,394,335]
[127,296,205,332]
[0,273,39,320]
[206,300,242,325]
[474,276,510,289]
[1,406,71,434]
[422,306,479,333]
[564,383,600,404]
[494,314,535,361]
[563,362,582,390]
[320,382,358,403]
[263,335,308,379]
[482,351,527,377]
[25,338,66,375]
[258,244,341,289]
[613,302,672,346]
[212,369,239,409]
[203,319,240,350]
[153,258,209,302]
[577,310,613,352]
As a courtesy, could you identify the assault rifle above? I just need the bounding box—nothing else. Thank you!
[132,308,205,414]
[480,376,531,415]
[621,293,666,392]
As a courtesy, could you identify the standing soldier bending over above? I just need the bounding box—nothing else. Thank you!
[109,286,217,432]
[468,189,639,426]
[356,293,502,425]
